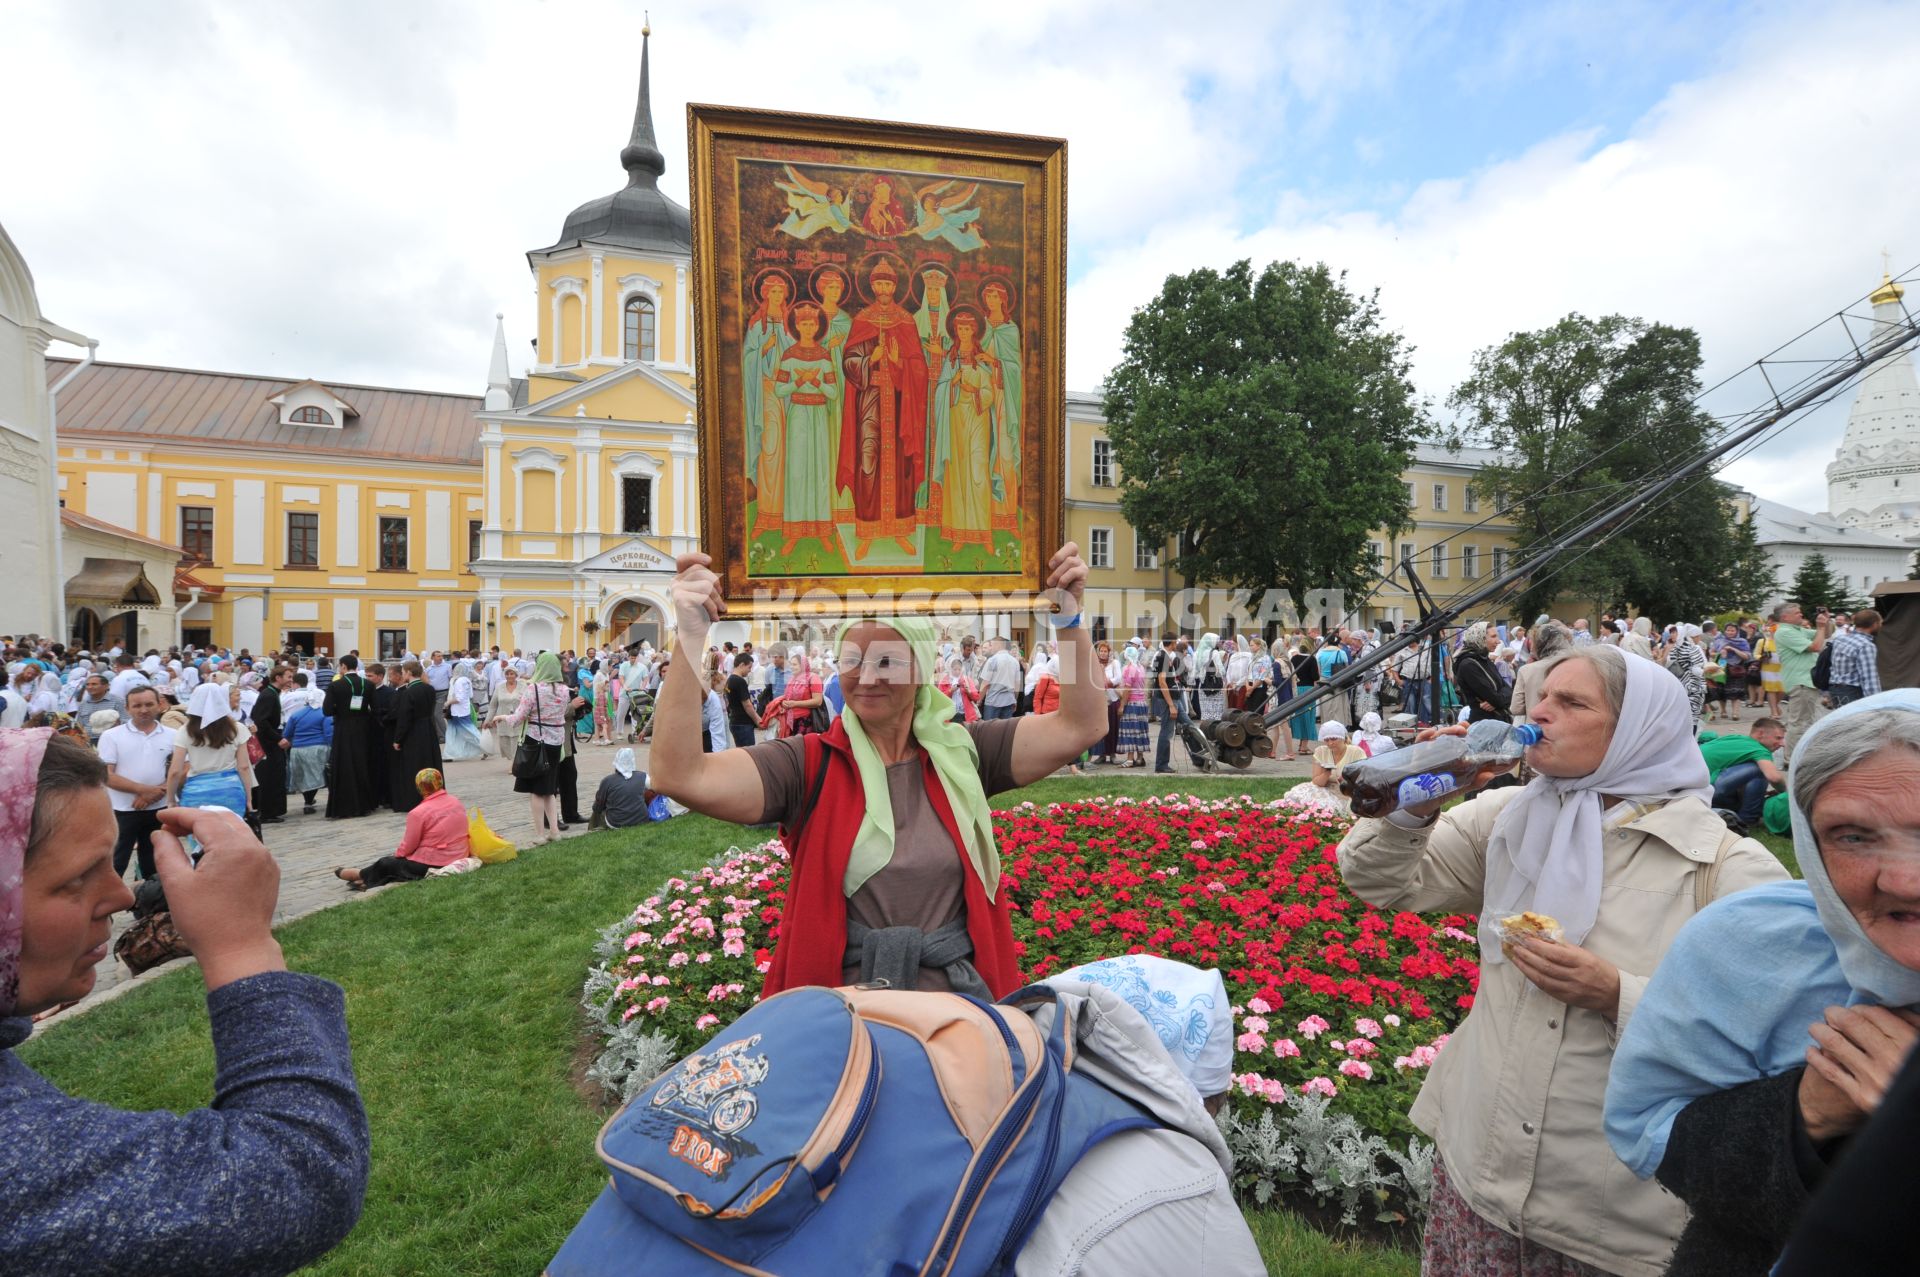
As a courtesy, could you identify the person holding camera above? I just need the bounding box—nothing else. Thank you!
[1771,602,1832,759]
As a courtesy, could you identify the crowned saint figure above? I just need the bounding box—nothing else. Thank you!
[837,260,930,559]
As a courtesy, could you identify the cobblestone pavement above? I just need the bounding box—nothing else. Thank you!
[48,725,1315,1030]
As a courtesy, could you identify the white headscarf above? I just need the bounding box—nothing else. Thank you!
[1480,651,1710,963]
[613,746,638,779]
[186,681,236,726]
[1355,711,1395,756]
[1053,955,1233,1100]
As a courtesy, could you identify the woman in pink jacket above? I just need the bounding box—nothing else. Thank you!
[333,769,470,890]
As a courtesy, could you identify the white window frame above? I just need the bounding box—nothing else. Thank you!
[1431,543,1449,579]
[1404,480,1417,507]
[1400,542,1416,569]
[1492,546,1508,576]
[1368,540,1384,569]
[1432,483,1447,512]
[1091,437,1114,488]
[1134,534,1158,571]
[1461,545,1478,579]
[1088,526,1113,569]
[1464,487,1479,514]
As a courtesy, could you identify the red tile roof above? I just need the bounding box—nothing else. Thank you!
[60,507,186,557]
[48,359,484,465]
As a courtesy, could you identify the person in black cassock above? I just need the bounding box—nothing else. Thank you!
[387,660,443,814]
[366,663,395,809]
[250,664,289,823]
[321,653,378,818]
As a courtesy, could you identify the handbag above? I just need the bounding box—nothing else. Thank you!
[115,912,191,975]
[246,733,266,766]
[511,685,555,780]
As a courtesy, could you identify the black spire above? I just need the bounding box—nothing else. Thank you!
[620,24,666,189]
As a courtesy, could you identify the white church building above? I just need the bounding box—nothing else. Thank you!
[1751,271,1919,610]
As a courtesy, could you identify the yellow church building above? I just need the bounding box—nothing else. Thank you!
[51,32,701,658]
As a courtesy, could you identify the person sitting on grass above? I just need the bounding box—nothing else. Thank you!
[650,546,1105,998]
[1700,716,1786,833]
[590,748,666,831]
[0,728,368,1274]
[333,768,470,891]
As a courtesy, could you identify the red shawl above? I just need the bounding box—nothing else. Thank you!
[762,720,1022,999]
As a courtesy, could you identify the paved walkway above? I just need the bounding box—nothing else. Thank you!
[42,727,1315,1032]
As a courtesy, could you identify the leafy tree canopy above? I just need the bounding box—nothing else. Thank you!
[1447,313,1768,619]
[1101,260,1425,603]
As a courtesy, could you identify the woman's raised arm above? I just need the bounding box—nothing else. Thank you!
[646,554,767,824]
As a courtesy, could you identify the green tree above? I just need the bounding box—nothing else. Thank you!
[1448,314,1760,619]
[1785,551,1859,615]
[1102,260,1424,610]
[1726,510,1778,612]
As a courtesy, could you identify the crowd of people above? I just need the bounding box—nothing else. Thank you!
[2,571,1913,1275]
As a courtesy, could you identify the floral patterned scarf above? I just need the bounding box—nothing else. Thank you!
[0,727,54,1016]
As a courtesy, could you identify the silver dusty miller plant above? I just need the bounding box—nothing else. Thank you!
[581,915,679,1103]
[1219,1095,1436,1226]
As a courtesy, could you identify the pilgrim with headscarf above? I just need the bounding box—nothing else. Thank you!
[590,748,659,830]
[648,545,1107,999]
[1606,690,1920,1275]
[320,655,379,819]
[1339,647,1790,1277]
[441,660,492,761]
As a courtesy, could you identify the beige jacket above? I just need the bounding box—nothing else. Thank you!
[1338,790,1789,1277]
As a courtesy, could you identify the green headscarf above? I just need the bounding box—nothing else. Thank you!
[532,650,564,684]
[834,615,1001,901]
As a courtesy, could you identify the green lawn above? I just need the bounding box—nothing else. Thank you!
[21,774,1421,1277]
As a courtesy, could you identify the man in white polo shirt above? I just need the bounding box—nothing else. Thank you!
[98,684,174,881]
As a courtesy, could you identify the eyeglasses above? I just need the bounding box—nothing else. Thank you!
[835,652,914,679]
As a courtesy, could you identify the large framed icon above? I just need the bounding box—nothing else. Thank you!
[688,103,1066,617]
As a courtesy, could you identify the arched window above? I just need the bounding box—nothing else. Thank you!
[624,296,657,362]
[290,405,334,425]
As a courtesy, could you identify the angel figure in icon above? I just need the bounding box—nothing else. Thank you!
[911,180,989,252]
[773,164,854,240]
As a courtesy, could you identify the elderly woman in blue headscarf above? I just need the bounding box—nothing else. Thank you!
[649,548,1106,999]
[1606,689,1920,1276]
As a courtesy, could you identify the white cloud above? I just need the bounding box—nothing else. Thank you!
[1066,1,1920,515]
[2,0,1915,522]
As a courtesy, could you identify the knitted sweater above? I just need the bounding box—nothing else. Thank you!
[1656,1067,1833,1276]
[0,971,369,1275]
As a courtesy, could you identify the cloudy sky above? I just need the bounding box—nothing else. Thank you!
[5,0,1917,512]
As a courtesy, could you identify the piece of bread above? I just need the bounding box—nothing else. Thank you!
[1498,910,1563,959]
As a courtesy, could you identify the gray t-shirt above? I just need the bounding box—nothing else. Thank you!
[748,718,1021,991]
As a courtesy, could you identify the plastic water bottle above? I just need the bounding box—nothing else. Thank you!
[1341,722,1542,819]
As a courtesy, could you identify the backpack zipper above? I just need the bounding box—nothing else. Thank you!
[810,1032,881,1193]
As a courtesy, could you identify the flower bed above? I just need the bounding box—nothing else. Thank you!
[582,795,1481,1223]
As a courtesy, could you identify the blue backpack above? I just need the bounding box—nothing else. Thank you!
[547,984,1156,1276]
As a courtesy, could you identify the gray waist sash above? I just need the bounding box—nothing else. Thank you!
[845,916,987,997]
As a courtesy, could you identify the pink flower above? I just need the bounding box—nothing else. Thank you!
[1383,1014,1402,1028]
[694,1014,720,1030]
[695,952,714,965]
[1271,1038,1301,1059]
[1235,1031,1267,1054]
[1299,1076,1338,1098]
[1248,997,1272,1015]
[1344,1039,1379,1059]
[650,975,670,987]
[1297,1014,1331,1040]
[1338,1059,1373,1080]
[1241,1015,1270,1035]
[722,938,747,958]
[1233,1073,1288,1104]
[667,952,690,968]
[645,996,670,1014]
[1355,1018,1383,1039]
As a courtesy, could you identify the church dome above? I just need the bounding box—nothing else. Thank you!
[536,30,690,257]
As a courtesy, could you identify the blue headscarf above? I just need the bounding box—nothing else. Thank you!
[1605,689,1920,1179]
